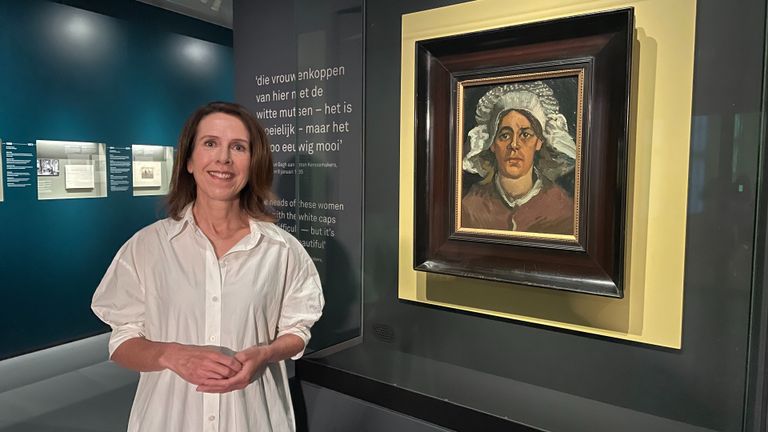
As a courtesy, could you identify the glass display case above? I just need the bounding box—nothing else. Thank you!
[270,0,768,431]
[36,140,107,201]
[234,0,364,353]
[131,144,174,196]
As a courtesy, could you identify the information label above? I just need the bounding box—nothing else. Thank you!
[3,142,36,189]
[108,146,132,193]
[257,64,355,255]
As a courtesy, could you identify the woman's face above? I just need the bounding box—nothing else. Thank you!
[186,112,251,204]
[490,110,542,180]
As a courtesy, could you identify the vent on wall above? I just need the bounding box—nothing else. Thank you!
[372,323,396,344]
[137,0,233,28]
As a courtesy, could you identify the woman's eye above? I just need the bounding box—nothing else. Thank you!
[497,132,510,141]
[232,143,247,152]
[203,140,216,147]
[520,131,531,139]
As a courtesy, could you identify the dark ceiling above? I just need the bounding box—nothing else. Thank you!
[137,0,232,28]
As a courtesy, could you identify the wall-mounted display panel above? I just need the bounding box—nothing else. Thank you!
[36,140,107,200]
[131,144,173,196]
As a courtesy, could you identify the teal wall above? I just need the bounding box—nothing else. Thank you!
[0,0,233,359]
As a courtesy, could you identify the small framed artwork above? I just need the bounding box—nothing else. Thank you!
[132,161,162,188]
[413,8,633,297]
[37,158,60,176]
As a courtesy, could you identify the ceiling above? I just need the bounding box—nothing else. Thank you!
[137,0,233,28]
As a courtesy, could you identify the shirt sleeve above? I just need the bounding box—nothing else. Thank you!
[277,251,325,360]
[91,236,146,358]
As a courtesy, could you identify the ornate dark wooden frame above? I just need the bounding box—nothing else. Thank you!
[413,8,633,297]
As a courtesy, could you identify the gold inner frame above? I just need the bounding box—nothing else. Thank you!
[455,68,585,243]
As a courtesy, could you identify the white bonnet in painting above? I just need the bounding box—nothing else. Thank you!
[463,80,577,180]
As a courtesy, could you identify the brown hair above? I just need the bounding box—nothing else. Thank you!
[167,101,275,221]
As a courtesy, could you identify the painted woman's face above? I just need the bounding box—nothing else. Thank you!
[491,110,542,180]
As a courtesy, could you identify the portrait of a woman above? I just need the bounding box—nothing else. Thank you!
[461,80,578,235]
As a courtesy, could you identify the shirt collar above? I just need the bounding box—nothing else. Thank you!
[245,217,287,248]
[495,170,543,209]
[166,204,196,240]
[166,203,287,248]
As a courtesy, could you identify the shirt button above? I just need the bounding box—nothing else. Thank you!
[209,415,216,421]
[209,336,216,342]
[212,296,219,302]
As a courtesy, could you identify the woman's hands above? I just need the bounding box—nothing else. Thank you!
[110,336,300,393]
[195,345,271,393]
[160,343,243,386]
[195,334,305,393]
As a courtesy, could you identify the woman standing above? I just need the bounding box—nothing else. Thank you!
[92,101,324,431]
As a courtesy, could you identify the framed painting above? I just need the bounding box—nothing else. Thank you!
[413,8,633,297]
[132,161,163,188]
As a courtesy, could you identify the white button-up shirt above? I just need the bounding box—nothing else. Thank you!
[92,205,324,431]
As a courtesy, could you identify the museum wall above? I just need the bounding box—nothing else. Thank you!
[296,0,768,431]
[0,0,233,359]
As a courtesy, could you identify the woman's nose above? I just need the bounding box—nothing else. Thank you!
[217,147,232,163]
[506,135,520,150]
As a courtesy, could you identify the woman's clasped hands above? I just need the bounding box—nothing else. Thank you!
[162,343,269,393]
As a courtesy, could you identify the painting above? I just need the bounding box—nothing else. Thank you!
[457,69,583,242]
[412,8,633,297]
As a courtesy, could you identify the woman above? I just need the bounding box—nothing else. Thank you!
[92,101,324,431]
[461,80,576,235]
